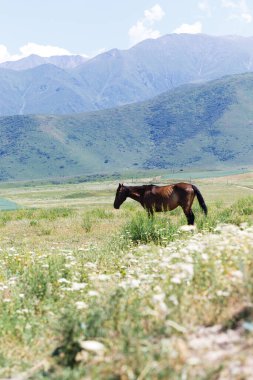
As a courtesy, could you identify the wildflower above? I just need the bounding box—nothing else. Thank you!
[230,270,244,281]
[152,293,169,318]
[97,274,110,281]
[87,290,99,297]
[119,278,140,289]
[168,294,178,305]
[171,276,182,284]
[85,262,97,268]
[75,301,88,310]
[58,278,71,284]
[69,282,87,291]
[216,290,230,297]
[201,253,209,261]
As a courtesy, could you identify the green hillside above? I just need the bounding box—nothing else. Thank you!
[0,72,253,180]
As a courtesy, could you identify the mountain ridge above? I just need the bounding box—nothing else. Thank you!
[0,72,252,180]
[2,34,253,116]
[0,54,88,71]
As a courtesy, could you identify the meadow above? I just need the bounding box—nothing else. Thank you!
[0,171,253,379]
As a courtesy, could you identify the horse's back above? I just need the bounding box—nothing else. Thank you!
[143,184,179,211]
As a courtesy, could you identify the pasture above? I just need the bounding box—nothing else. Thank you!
[0,171,253,379]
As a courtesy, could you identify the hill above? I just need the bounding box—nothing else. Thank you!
[0,72,253,180]
[2,34,253,115]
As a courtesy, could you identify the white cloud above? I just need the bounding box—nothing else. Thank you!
[144,4,165,23]
[221,0,252,23]
[128,4,165,46]
[173,21,202,34]
[0,42,88,63]
[221,0,237,7]
[198,0,212,16]
[129,21,161,44]
[0,45,10,63]
[19,43,71,57]
[241,12,252,22]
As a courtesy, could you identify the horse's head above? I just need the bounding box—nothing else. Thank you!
[114,183,129,209]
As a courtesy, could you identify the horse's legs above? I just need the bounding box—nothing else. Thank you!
[183,208,195,225]
[147,208,154,218]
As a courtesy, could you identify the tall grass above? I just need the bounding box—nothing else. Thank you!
[0,196,252,379]
[122,212,180,245]
[121,196,253,246]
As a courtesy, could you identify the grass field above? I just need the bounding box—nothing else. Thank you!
[0,172,253,379]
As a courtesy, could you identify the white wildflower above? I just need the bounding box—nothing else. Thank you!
[230,270,244,280]
[128,279,140,288]
[152,293,165,303]
[119,278,140,289]
[85,262,97,268]
[65,282,87,291]
[65,263,75,269]
[20,308,29,314]
[216,290,230,297]
[97,274,110,281]
[201,253,209,261]
[58,278,71,284]
[75,301,88,310]
[87,290,99,297]
[187,357,201,365]
[152,293,169,318]
[171,276,182,284]
[169,294,178,305]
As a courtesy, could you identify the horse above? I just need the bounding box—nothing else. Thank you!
[113,182,207,225]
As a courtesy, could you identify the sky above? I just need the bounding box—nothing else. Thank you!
[1,0,253,62]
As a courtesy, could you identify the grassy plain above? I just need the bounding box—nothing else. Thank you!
[0,171,253,379]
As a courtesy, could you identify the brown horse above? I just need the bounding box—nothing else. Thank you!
[114,182,207,225]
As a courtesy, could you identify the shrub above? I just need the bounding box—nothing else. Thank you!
[122,212,179,245]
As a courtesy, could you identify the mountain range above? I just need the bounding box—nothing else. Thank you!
[2,34,253,116]
[0,72,252,180]
[0,54,88,70]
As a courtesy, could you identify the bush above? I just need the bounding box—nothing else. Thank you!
[122,212,179,245]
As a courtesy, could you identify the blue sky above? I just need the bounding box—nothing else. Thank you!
[0,0,253,62]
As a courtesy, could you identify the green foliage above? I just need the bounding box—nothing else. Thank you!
[122,212,179,245]
[63,192,94,199]
[1,72,253,180]
[0,207,73,223]
[82,208,114,232]
[81,215,92,232]
[0,184,252,379]
[53,309,84,368]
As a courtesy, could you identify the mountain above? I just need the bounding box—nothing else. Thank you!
[1,34,253,116]
[0,72,252,180]
[0,64,96,115]
[0,54,88,71]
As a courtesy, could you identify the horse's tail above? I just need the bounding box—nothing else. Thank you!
[192,185,208,215]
